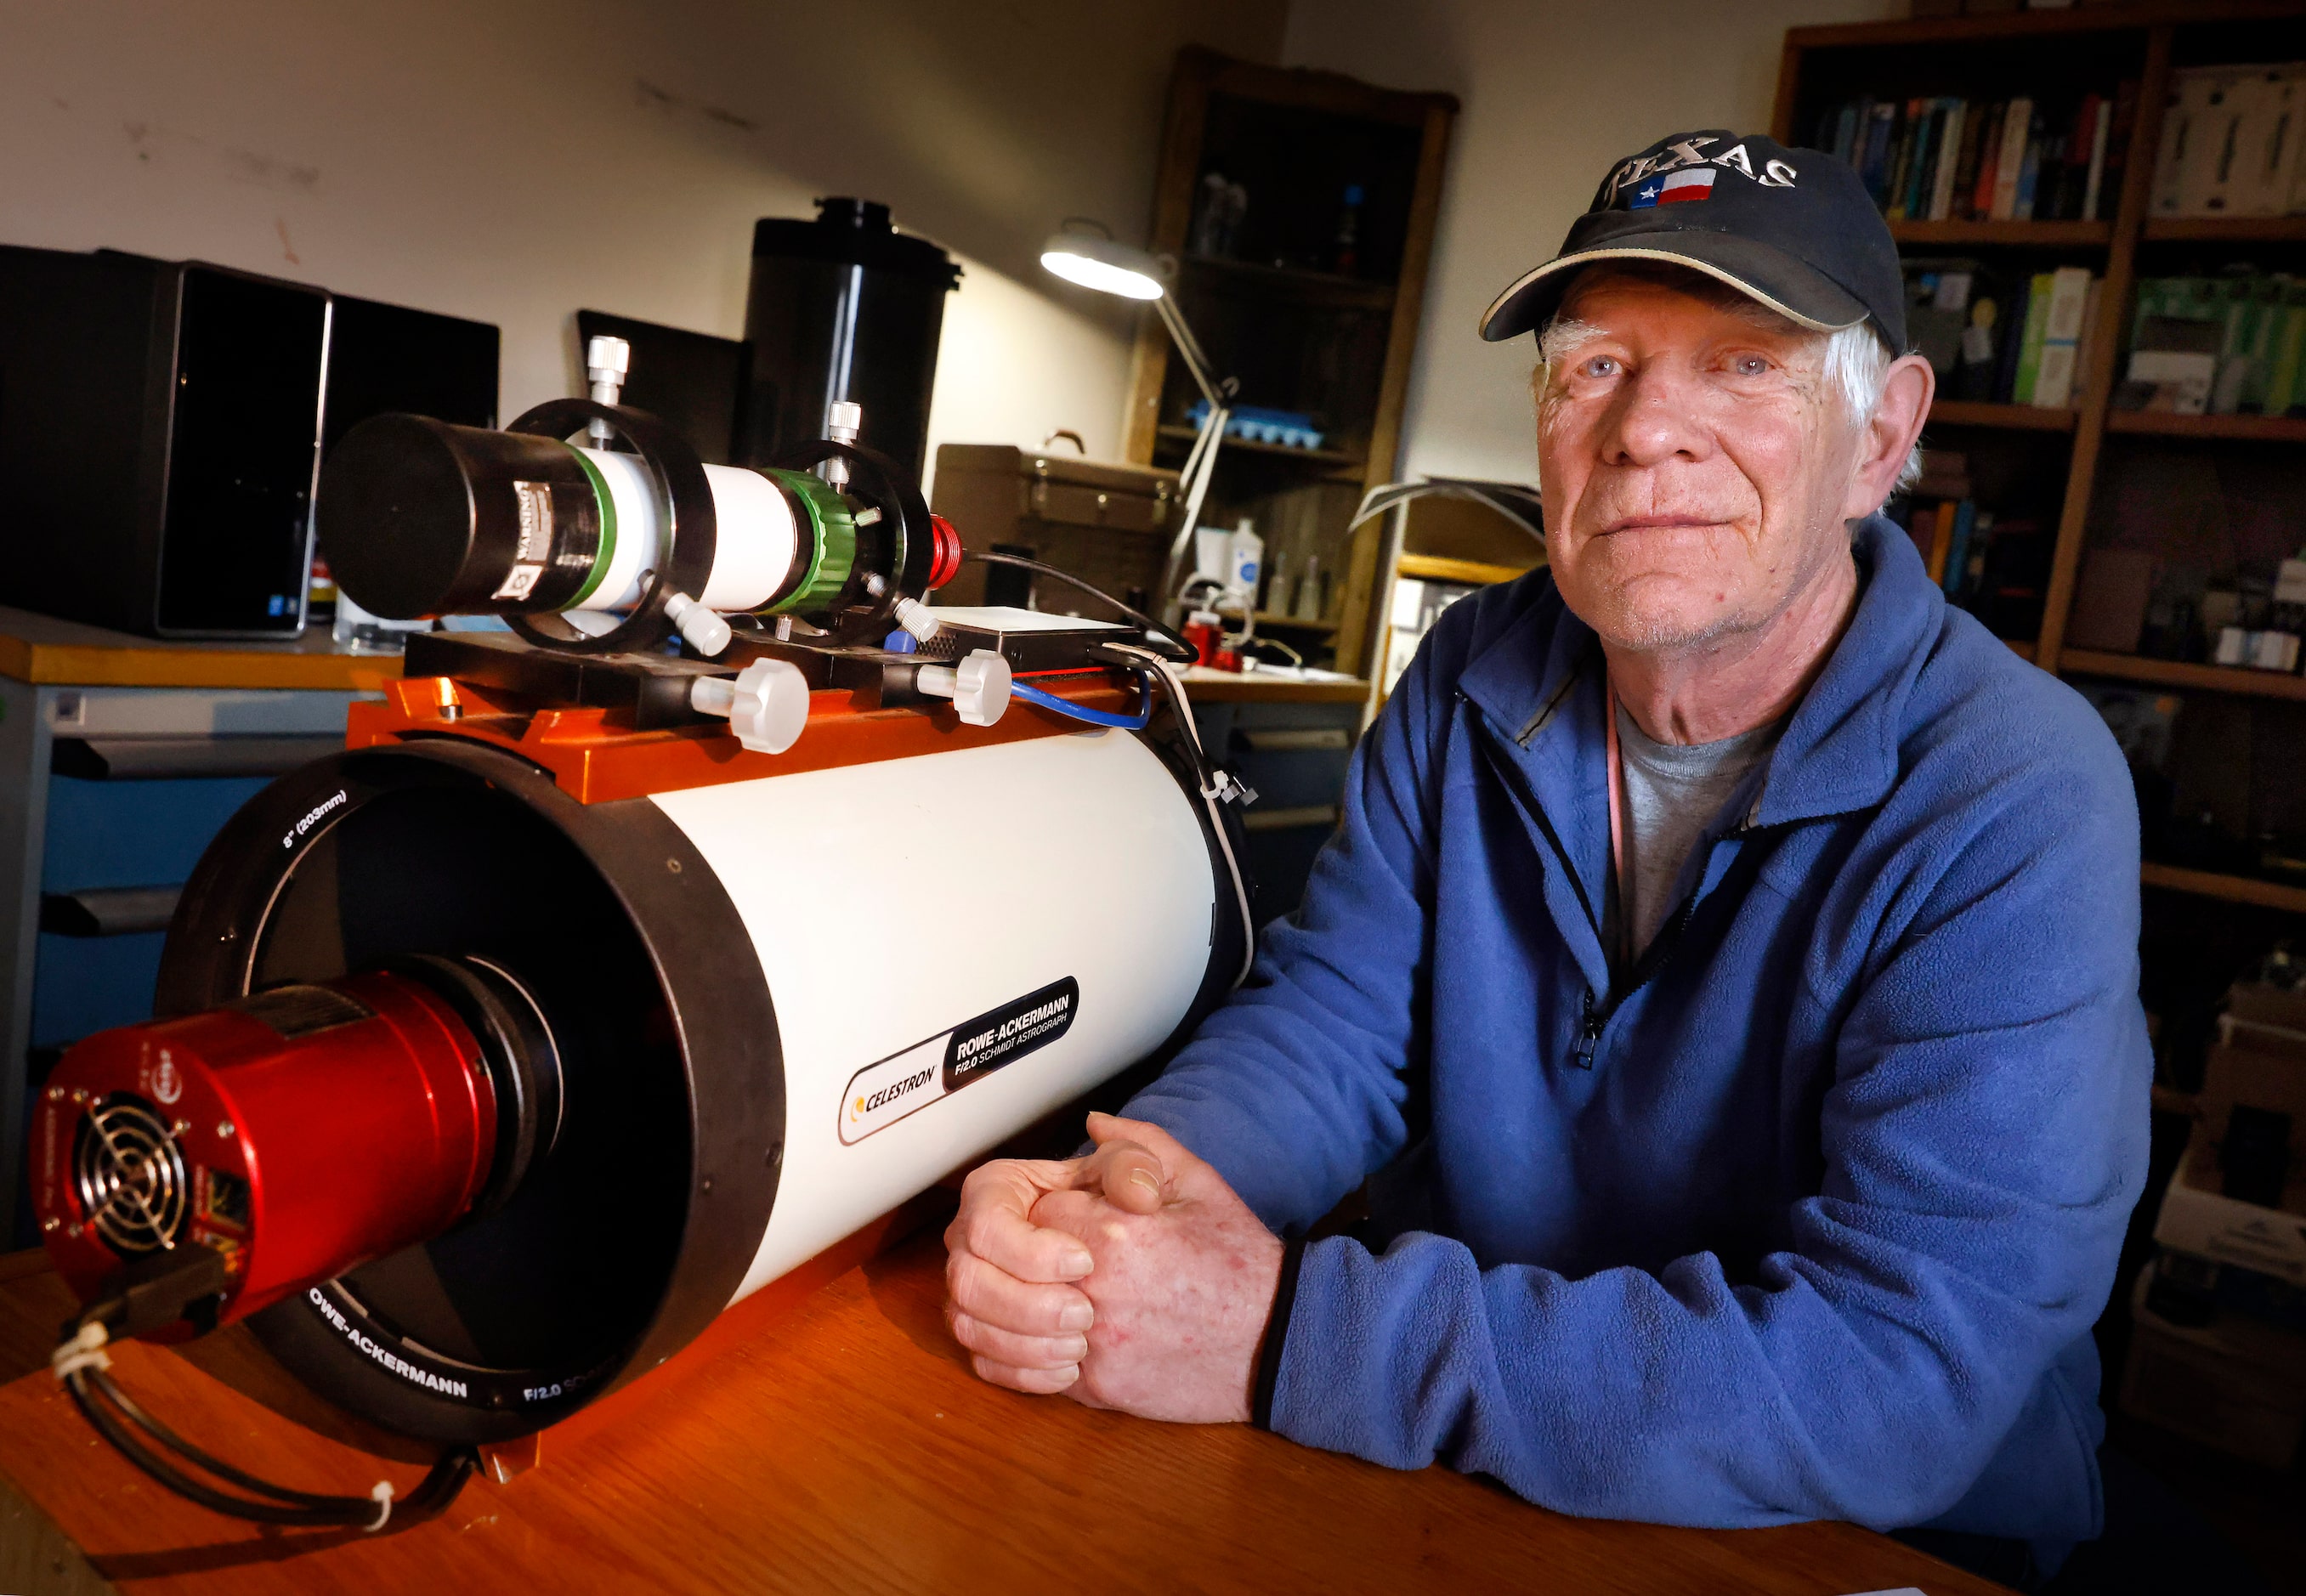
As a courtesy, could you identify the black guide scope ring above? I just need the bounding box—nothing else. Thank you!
[772,439,932,647]
[504,399,718,657]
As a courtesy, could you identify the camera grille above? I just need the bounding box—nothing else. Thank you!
[75,1095,189,1255]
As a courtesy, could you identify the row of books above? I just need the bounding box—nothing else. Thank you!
[1912,499,1989,598]
[2122,273,2306,417]
[2150,65,2306,219]
[1907,262,2102,408]
[1900,450,2044,636]
[1895,504,2048,641]
[1811,87,2139,224]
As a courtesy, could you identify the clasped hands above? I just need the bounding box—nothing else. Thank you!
[943,1112,1283,1423]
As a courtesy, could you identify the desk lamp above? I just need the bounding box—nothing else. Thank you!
[1040,224,1235,610]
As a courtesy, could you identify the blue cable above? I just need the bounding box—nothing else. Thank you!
[1011,673,1155,731]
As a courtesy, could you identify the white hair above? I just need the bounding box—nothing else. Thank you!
[1537,292,1924,494]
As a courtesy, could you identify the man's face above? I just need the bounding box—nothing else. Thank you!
[1535,271,1869,655]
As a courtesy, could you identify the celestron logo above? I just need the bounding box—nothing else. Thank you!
[852,1066,936,1123]
[837,978,1080,1146]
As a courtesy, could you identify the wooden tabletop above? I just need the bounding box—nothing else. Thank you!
[0,1225,2003,1595]
[0,608,402,693]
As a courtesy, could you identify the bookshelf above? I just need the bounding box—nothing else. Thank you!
[1124,49,1458,678]
[2140,215,2306,243]
[1780,4,2306,942]
[1153,424,1366,470]
[1775,0,2306,57]
[1890,218,2112,246]
[1253,610,1339,636]
[2060,650,2306,703]
[2143,863,2306,916]
[2101,411,2306,443]
[1928,399,2079,433]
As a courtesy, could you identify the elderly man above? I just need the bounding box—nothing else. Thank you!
[944,130,2150,1580]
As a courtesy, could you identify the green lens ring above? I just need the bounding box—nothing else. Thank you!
[760,468,858,615]
[560,444,619,608]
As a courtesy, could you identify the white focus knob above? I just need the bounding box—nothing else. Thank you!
[688,658,809,753]
[663,591,733,659]
[915,648,1011,727]
[892,595,942,643]
[586,335,632,386]
[586,335,633,444]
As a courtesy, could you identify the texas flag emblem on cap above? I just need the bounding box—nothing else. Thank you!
[1628,167,1716,209]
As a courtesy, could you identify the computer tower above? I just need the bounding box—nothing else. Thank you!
[0,246,331,637]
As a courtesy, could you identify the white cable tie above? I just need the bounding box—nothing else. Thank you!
[1204,768,1257,806]
[366,1479,394,1532]
[51,1320,113,1383]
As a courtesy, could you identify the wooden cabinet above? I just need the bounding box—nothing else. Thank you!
[1123,48,1456,678]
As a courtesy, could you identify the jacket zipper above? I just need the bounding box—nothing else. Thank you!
[1469,701,1722,1072]
[1574,989,1602,1068]
[1573,894,1697,1069]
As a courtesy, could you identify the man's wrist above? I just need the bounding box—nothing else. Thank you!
[1249,1234,1310,1430]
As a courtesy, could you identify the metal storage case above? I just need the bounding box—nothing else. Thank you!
[928,444,1180,615]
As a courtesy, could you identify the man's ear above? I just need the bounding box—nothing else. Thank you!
[1842,353,1935,522]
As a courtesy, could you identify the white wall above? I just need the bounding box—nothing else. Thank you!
[0,0,1285,475]
[1282,0,1902,487]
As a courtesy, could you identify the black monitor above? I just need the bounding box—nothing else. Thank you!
[575,310,745,465]
[326,295,499,456]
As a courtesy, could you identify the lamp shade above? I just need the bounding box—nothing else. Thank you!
[1040,233,1164,301]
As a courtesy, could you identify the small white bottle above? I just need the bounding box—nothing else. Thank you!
[1294,553,1324,621]
[1194,524,1232,585]
[1227,518,1263,606]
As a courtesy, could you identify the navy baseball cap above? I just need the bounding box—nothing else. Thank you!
[1479,130,1906,354]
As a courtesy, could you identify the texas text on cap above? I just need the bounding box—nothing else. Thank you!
[1479,130,1907,354]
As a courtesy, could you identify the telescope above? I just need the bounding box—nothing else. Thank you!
[31,369,1254,1527]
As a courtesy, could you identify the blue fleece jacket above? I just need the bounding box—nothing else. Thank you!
[1125,516,2150,1550]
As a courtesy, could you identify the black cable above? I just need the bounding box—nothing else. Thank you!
[1106,640,1257,986]
[961,552,1197,665]
[65,1366,479,1528]
[54,1245,480,1532]
[65,1368,326,1525]
[96,1365,359,1505]
[1105,641,1217,790]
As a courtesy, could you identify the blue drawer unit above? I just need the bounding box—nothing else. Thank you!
[32,773,270,1046]
[40,773,272,891]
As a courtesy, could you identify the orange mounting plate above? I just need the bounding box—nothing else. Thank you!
[347,670,1142,805]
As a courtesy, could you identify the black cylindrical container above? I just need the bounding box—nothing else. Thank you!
[735,198,960,483]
